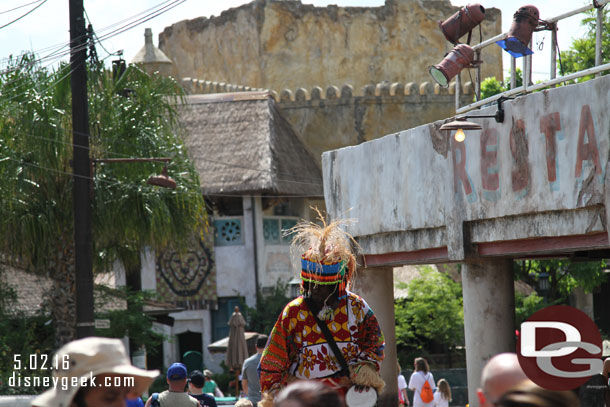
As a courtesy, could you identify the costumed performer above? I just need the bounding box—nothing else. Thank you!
[258,213,385,407]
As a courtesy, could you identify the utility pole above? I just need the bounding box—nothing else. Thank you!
[69,0,94,338]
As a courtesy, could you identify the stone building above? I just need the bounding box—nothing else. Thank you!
[127,0,506,383]
[158,0,503,92]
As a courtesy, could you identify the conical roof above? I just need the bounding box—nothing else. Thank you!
[131,28,172,65]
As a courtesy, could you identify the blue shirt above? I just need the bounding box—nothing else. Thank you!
[126,397,145,407]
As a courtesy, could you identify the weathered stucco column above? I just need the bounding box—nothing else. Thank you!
[352,266,397,407]
[462,258,515,407]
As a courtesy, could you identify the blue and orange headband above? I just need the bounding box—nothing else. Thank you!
[300,255,346,285]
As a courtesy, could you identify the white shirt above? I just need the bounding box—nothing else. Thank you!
[398,374,408,391]
[398,374,408,404]
[433,390,449,407]
[408,371,436,407]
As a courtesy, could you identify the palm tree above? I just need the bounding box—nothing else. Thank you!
[0,55,207,346]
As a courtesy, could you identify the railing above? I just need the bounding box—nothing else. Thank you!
[455,0,610,114]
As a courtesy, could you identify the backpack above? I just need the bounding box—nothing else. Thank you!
[420,375,434,403]
[150,393,160,407]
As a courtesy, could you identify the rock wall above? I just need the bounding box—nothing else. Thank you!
[182,78,474,162]
[161,0,503,92]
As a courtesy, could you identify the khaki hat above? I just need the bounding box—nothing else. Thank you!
[32,337,160,407]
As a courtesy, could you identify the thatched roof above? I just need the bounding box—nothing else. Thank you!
[0,265,183,319]
[0,265,125,316]
[181,92,323,196]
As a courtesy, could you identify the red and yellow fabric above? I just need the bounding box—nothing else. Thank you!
[259,291,385,394]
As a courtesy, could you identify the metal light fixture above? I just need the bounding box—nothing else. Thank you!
[537,272,550,297]
[440,117,482,142]
[496,5,539,58]
[439,3,486,45]
[429,44,476,88]
[147,165,177,189]
[439,97,507,142]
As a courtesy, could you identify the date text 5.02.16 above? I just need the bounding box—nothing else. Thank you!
[13,354,70,371]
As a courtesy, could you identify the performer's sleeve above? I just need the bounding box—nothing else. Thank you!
[355,299,385,369]
[259,304,293,393]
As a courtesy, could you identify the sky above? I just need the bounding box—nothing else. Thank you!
[0,0,592,82]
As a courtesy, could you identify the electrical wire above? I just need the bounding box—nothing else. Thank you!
[0,0,175,66]
[0,58,82,105]
[2,156,324,199]
[84,9,117,58]
[0,0,323,190]
[1,108,325,187]
[0,68,322,184]
[94,0,186,45]
[0,0,179,75]
[0,0,185,96]
[0,0,44,15]
[4,123,324,186]
[0,0,47,31]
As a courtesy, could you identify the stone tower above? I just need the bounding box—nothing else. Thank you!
[131,28,173,77]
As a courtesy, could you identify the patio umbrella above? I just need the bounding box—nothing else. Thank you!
[226,306,248,397]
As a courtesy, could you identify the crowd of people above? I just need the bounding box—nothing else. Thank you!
[28,336,585,407]
[25,217,594,407]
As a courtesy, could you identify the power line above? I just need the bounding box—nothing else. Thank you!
[0,0,183,95]
[0,0,47,31]
[0,0,179,74]
[4,124,324,186]
[0,58,82,105]
[3,156,323,199]
[0,0,44,15]
[94,0,186,45]
[0,0,173,66]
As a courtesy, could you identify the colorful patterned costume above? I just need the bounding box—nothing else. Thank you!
[259,290,384,394]
[258,214,385,406]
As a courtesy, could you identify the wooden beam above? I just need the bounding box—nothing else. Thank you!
[364,247,448,267]
[477,232,610,257]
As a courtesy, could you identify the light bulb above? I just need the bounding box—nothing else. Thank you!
[454,128,466,142]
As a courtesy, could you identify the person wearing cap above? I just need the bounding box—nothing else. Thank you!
[31,337,159,407]
[144,362,198,407]
[258,215,385,407]
[202,369,223,398]
[187,370,217,407]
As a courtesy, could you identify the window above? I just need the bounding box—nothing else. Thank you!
[263,217,298,244]
[214,217,243,246]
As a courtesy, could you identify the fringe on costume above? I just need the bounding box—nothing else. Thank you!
[258,392,275,407]
[350,362,386,395]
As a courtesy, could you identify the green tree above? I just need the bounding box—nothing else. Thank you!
[560,8,610,78]
[514,291,545,327]
[479,69,523,99]
[0,55,207,346]
[93,286,164,352]
[513,260,607,303]
[394,266,464,352]
[0,268,54,395]
[245,280,291,336]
